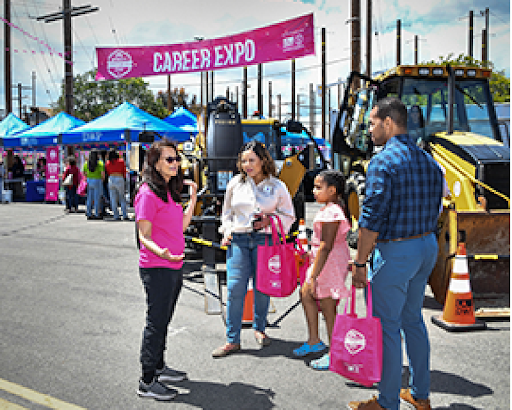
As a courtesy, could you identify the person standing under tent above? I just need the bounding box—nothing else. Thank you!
[106,148,129,221]
[83,149,105,220]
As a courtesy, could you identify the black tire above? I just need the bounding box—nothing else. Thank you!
[345,172,366,249]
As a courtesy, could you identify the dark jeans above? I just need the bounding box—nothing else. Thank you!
[139,266,183,375]
[65,186,78,210]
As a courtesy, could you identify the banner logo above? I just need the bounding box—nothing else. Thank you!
[344,329,366,355]
[107,49,133,79]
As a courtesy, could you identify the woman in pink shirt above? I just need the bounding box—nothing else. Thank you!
[134,139,197,401]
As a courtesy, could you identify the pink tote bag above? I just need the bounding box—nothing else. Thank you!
[329,282,382,387]
[256,215,298,297]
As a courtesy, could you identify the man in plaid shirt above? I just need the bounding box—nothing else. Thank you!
[349,98,443,410]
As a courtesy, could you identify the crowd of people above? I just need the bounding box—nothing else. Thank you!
[60,147,131,221]
[2,98,442,409]
[131,98,442,410]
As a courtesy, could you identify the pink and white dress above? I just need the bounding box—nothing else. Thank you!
[307,202,351,300]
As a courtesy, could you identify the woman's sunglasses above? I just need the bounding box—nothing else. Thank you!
[164,156,181,164]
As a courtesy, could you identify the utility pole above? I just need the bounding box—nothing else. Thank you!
[482,28,487,62]
[414,35,418,65]
[242,67,247,118]
[5,0,12,114]
[13,83,31,121]
[37,2,98,115]
[257,64,263,115]
[481,7,489,62]
[321,27,326,140]
[291,59,296,120]
[277,94,281,123]
[469,10,474,58]
[396,19,401,66]
[167,75,172,113]
[297,94,300,122]
[366,0,372,77]
[309,83,314,136]
[350,0,361,90]
[32,71,40,125]
[210,71,214,99]
[268,81,272,118]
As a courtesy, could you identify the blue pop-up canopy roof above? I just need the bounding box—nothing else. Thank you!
[3,112,85,148]
[164,107,198,136]
[61,102,190,145]
[0,113,31,146]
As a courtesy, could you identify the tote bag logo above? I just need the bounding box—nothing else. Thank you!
[268,255,281,274]
[107,49,133,79]
[344,329,366,355]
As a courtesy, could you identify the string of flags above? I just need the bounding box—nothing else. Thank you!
[0,16,73,65]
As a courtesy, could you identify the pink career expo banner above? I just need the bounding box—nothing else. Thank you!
[96,13,314,80]
[45,146,60,202]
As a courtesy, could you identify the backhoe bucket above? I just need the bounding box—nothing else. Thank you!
[429,209,510,307]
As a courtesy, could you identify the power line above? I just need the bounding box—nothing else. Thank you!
[26,1,61,100]
[11,6,57,106]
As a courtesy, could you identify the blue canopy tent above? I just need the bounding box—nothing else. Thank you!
[164,107,198,136]
[3,112,85,148]
[0,113,31,146]
[61,102,190,145]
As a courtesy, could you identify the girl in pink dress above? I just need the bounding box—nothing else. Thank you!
[292,170,350,370]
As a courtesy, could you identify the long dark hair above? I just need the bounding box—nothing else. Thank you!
[317,169,348,217]
[108,148,119,161]
[88,149,98,172]
[236,140,276,182]
[139,139,183,203]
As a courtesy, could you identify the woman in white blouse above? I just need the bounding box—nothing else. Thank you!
[212,141,295,358]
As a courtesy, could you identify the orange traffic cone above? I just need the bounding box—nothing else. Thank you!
[432,242,486,331]
[242,282,254,325]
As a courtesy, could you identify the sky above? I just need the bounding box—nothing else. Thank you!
[1,0,510,131]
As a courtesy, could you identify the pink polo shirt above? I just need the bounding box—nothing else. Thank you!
[134,184,184,269]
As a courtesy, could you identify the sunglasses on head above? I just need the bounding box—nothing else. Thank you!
[164,156,181,164]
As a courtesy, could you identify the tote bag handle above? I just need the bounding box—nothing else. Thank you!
[344,281,373,318]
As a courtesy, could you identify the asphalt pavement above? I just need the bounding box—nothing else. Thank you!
[0,202,509,409]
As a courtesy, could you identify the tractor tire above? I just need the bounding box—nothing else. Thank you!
[345,172,366,249]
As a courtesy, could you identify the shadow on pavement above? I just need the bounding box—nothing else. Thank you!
[170,380,275,409]
[402,367,493,398]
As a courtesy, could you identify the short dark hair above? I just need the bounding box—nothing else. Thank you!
[374,97,407,128]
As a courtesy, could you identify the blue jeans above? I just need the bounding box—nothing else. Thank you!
[108,176,127,219]
[86,178,102,217]
[65,185,78,210]
[226,232,271,344]
[370,233,438,410]
[139,267,183,375]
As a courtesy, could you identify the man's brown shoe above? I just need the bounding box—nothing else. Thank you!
[399,388,432,410]
[347,396,385,409]
[211,343,241,358]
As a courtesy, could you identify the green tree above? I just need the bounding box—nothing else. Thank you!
[53,69,169,120]
[156,87,200,115]
[422,54,510,102]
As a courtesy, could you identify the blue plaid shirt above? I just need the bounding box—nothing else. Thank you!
[359,134,443,241]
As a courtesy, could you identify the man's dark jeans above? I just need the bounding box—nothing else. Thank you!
[139,267,183,374]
